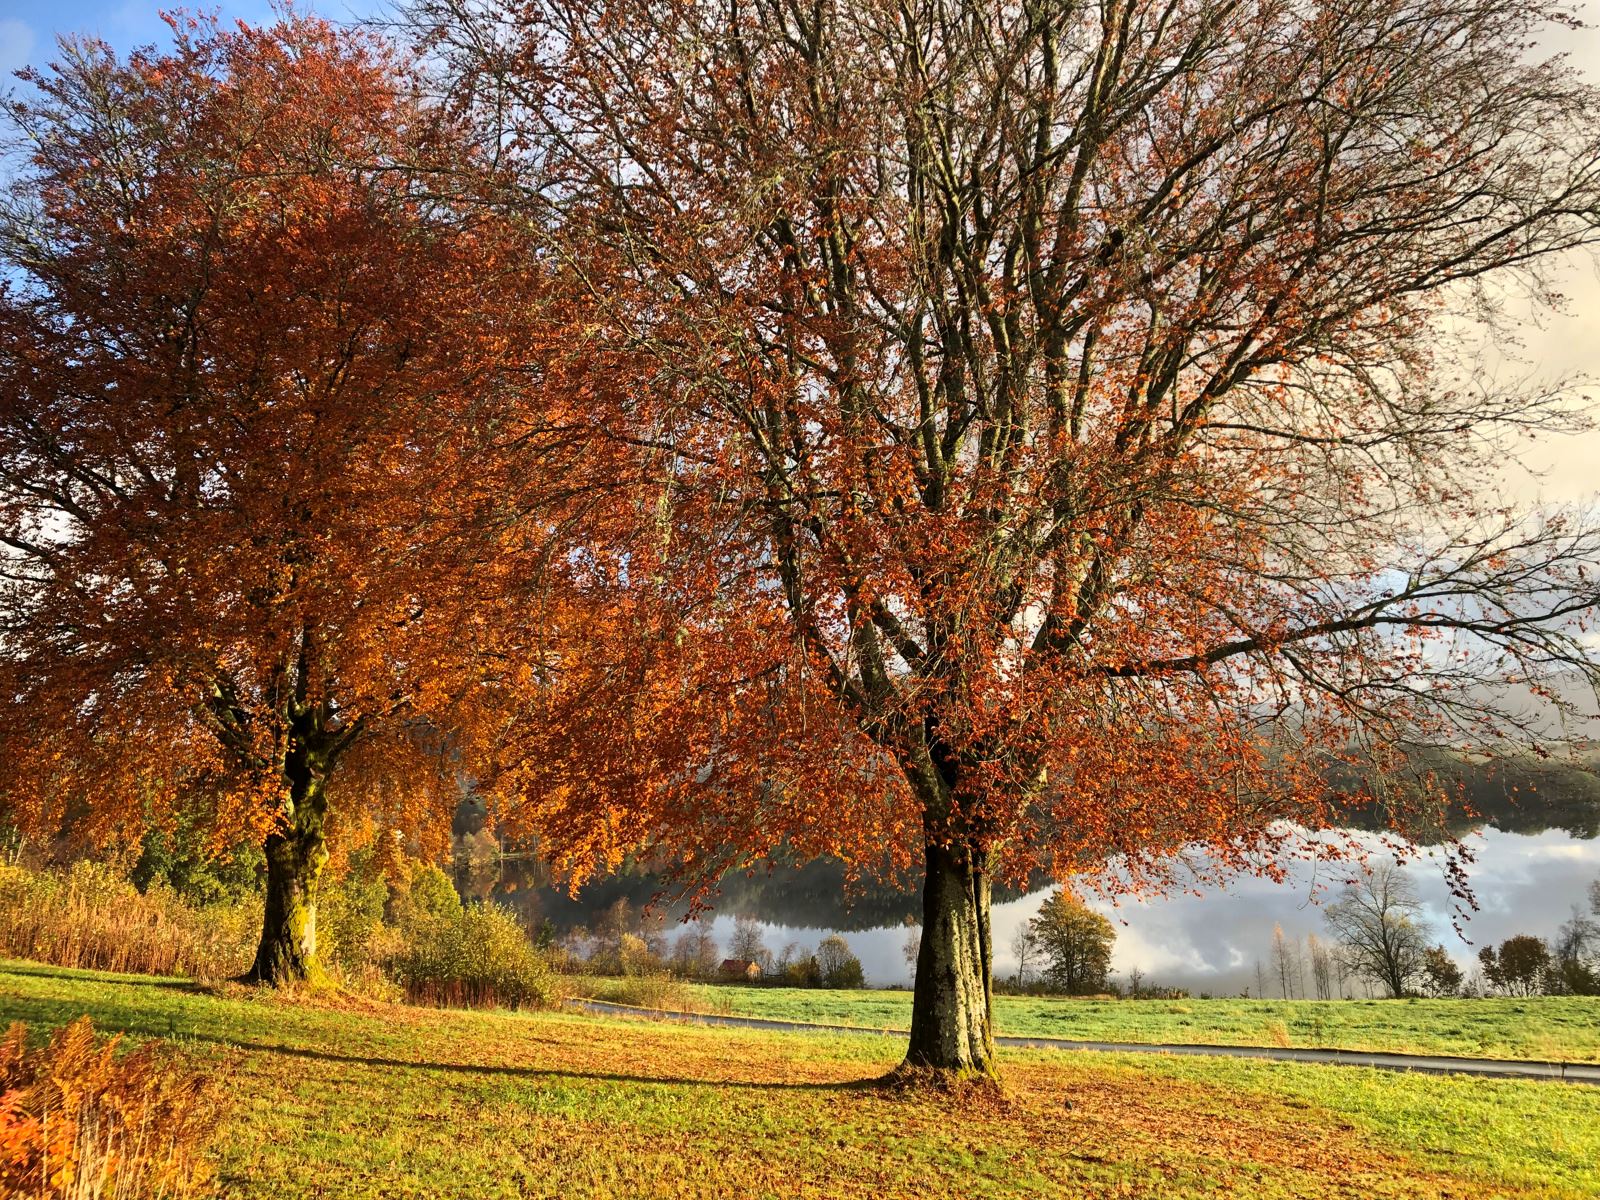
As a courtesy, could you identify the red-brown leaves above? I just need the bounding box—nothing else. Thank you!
[0,15,536,860]
[427,0,1600,902]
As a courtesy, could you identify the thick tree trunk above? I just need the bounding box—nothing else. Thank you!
[244,751,329,986]
[903,839,996,1078]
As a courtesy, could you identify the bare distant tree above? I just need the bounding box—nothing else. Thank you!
[1307,934,1333,1001]
[1126,967,1146,999]
[729,914,769,971]
[1552,908,1600,995]
[639,908,670,961]
[902,924,922,984]
[1553,875,1600,993]
[1323,864,1431,998]
[1271,925,1294,1000]
[673,920,721,979]
[1010,924,1039,988]
[1254,961,1268,1002]
[592,898,637,967]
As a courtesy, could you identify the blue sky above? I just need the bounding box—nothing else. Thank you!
[1,1,375,81]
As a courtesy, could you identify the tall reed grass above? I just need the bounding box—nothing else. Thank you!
[0,859,561,1014]
[0,862,258,981]
[575,972,734,1014]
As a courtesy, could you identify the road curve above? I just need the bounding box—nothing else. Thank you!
[567,998,1600,1085]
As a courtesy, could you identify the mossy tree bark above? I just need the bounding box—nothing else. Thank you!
[246,799,327,984]
[904,837,996,1078]
[243,713,341,986]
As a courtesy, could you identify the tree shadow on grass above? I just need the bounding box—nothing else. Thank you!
[0,960,209,993]
[0,964,914,1095]
[205,1034,891,1093]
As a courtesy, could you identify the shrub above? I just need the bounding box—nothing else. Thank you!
[816,935,865,989]
[391,904,554,1010]
[0,862,258,981]
[783,955,822,987]
[824,955,865,989]
[398,864,463,925]
[130,817,262,907]
[317,868,390,976]
[0,1017,218,1200]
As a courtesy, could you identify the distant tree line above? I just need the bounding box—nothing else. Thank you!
[1253,865,1600,999]
[552,900,867,989]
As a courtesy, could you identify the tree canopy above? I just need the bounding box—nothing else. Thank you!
[416,0,1600,1074]
[0,14,541,981]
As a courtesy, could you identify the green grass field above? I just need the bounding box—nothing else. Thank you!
[576,978,1600,1063]
[4,959,1599,1199]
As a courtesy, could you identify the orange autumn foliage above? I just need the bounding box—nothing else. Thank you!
[0,14,559,978]
[437,0,1600,895]
[0,1017,217,1200]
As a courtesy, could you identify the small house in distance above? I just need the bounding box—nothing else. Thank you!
[720,958,762,981]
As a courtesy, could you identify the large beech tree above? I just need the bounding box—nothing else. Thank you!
[424,0,1600,1078]
[419,0,1600,1077]
[0,16,534,982]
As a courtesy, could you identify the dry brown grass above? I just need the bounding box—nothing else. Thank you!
[0,863,257,981]
[571,972,735,1015]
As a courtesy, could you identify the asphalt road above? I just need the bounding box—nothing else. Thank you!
[568,997,1600,1084]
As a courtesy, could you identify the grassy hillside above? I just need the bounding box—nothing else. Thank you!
[579,980,1600,1063]
[3,960,1598,1199]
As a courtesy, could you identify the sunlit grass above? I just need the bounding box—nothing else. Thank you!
[597,980,1600,1062]
[3,959,1597,1198]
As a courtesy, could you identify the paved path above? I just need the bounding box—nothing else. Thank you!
[568,998,1600,1084]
